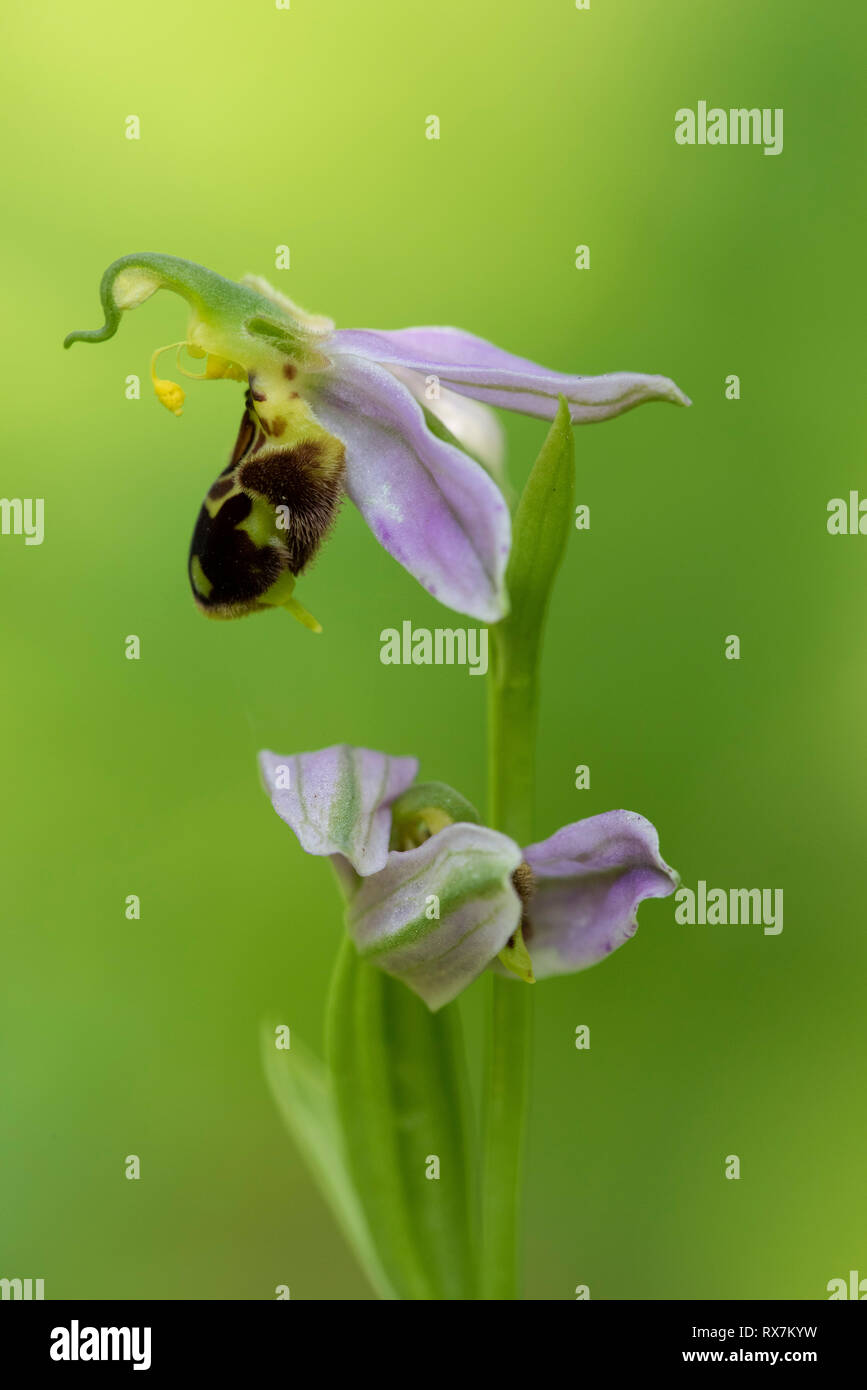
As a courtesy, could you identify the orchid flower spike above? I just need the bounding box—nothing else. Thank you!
[259,744,679,1010]
[65,254,690,630]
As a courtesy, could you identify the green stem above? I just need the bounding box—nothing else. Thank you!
[480,398,575,1301]
[481,625,538,1300]
[487,629,541,847]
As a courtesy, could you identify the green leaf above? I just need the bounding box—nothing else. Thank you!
[501,394,575,686]
[487,395,575,845]
[261,1024,398,1300]
[326,940,478,1300]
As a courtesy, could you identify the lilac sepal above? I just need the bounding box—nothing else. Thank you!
[311,353,512,622]
[330,326,691,424]
[259,744,418,877]
[520,810,679,978]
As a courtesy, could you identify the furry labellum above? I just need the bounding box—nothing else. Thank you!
[188,387,346,626]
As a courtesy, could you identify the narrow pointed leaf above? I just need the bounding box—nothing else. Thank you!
[502,394,575,677]
[261,1025,397,1300]
[487,396,575,845]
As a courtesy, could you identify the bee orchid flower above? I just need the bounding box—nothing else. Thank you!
[65,254,690,629]
[259,744,679,1011]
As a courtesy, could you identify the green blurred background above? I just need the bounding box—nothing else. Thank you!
[2,0,864,1299]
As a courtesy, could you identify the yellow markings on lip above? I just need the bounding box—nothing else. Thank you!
[203,484,240,519]
[189,555,213,598]
[235,496,278,547]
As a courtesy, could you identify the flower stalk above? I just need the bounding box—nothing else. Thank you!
[482,397,575,1299]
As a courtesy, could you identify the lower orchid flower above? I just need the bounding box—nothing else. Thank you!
[64,253,690,629]
[259,743,679,1011]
